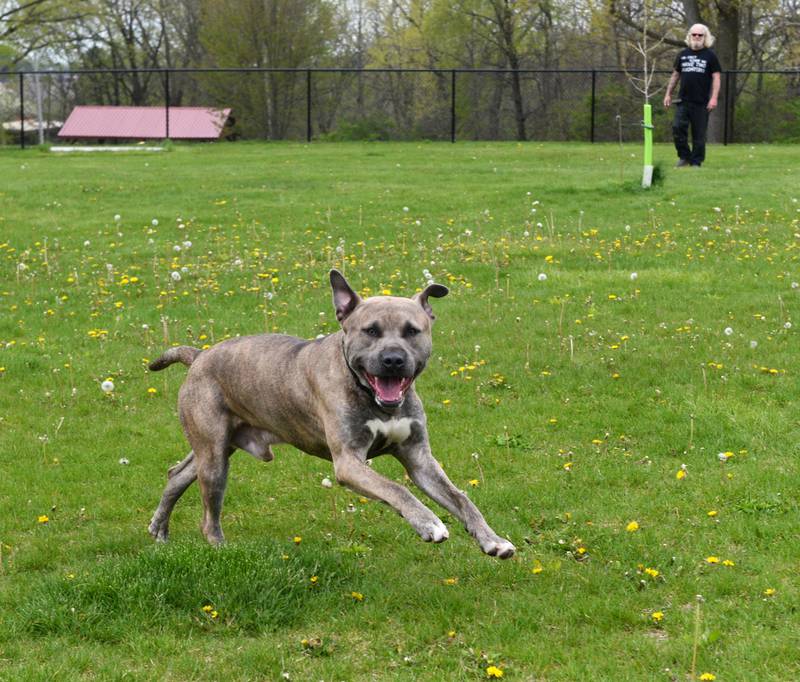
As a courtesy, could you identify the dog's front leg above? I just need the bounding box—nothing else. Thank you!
[333,451,449,543]
[397,444,515,559]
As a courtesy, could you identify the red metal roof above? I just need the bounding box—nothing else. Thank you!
[58,106,231,140]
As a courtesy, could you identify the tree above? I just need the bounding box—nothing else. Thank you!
[200,0,339,138]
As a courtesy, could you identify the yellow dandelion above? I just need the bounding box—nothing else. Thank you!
[644,568,660,579]
[707,510,718,517]
[699,674,716,681]
[626,521,640,532]
[486,665,504,678]
[147,387,157,395]
[442,577,458,586]
[310,575,319,585]
[705,556,720,564]
[469,479,479,487]
[37,515,49,524]
[763,588,776,597]
[676,469,687,480]
[350,591,364,601]
[293,536,302,544]
[722,559,735,567]
[651,611,664,623]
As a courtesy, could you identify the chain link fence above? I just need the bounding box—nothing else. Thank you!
[2,67,799,147]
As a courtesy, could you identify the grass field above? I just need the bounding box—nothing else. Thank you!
[1,141,798,681]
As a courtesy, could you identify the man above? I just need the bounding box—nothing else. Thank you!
[663,23,722,167]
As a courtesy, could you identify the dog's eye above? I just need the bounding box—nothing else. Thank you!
[364,325,381,337]
[404,325,420,337]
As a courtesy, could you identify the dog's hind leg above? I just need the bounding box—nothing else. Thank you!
[149,450,197,542]
[194,442,232,545]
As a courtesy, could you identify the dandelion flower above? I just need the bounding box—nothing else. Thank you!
[651,611,664,623]
[699,674,716,681]
[468,479,479,487]
[442,577,458,586]
[350,591,364,601]
[626,521,640,532]
[293,536,302,544]
[37,515,49,524]
[707,510,718,517]
[486,665,504,678]
[763,588,776,597]
[705,556,720,564]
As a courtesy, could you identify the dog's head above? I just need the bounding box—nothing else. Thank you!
[330,269,448,409]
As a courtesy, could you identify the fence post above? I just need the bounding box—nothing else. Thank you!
[590,70,596,143]
[306,69,312,142]
[19,72,25,150]
[451,70,456,143]
[165,69,171,140]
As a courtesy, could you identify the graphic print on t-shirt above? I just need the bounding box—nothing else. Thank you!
[680,54,708,73]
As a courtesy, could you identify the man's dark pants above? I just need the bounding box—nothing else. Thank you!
[673,101,709,166]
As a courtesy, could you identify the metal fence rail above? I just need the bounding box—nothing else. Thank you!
[4,67,799,148]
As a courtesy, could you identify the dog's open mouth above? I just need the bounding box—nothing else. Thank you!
[364,373,413,406]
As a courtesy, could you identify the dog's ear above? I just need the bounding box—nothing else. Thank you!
[414,283,449,320]
[330,269,362,323]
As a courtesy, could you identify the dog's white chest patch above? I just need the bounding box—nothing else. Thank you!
[366,418,416,445]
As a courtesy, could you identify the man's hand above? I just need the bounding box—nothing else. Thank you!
[663,92,672,108]
[707,97,718,112]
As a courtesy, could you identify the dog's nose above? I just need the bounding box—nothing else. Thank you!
[381,352,406,370]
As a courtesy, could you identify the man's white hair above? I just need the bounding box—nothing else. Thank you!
[685,24,715,48]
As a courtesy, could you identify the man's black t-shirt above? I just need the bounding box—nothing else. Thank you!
[674,47,722,105]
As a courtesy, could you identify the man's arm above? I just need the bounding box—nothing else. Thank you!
[707,72,721,111]
[663,71,680,108]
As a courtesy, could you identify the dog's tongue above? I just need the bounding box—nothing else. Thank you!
[375,376,404,403]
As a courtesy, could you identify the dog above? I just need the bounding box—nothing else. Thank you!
[147,270,515,559]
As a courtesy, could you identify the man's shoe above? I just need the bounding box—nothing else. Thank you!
[675,159,690,168]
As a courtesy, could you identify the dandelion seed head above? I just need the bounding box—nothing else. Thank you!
[170,271,181,282]
[538,273,547,282]
[101,379,115,393]
[724,326,733,336]
[151,218,159,226]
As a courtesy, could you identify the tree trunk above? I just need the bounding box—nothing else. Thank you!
[683,0,739,143]
[708,1,739,143]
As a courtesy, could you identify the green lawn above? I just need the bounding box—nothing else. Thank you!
[1,141,798,680]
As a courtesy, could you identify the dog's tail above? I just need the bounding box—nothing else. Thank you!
[149,346,202,371]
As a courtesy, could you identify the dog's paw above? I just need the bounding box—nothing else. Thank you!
[148,518,169,543]
[480,537,516,559]
[412,517,449,543]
